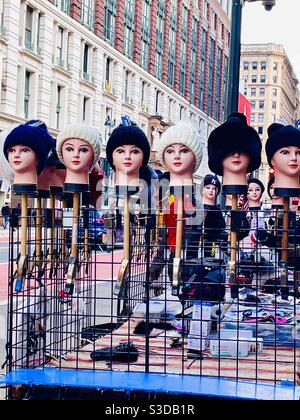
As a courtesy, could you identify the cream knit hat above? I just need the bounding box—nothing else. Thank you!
[57,124,101,170]
[157,122,203,171]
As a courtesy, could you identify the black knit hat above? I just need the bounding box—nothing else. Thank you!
[106,123,150,171]
[204,174,221,195]
[266,123,300,167]
[4,120,54,175]
[247,177,265,195]
[208,112,262,176]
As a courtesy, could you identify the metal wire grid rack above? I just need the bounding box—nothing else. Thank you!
[1,204,300,400]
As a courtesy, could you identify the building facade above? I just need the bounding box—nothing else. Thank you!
[240,43,300,186]
[0,0,231,200]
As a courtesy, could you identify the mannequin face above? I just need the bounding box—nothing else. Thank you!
[112,145,144,175]
[271,146,300,177]
[62,138,94,173]
[222,152,250,175]
[7,144,37,174]
[163,144,195,176]
[203,185,218,202]
[248,183,262,202]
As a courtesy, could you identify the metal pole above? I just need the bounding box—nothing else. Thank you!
[226,0,244,116]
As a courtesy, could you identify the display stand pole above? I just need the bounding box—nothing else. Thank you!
[172,193,184,296]
[280,197,290,300]
[229,193,238,299]
[65,192,80,295]
[15,193,28,292]
[114,194,130,296]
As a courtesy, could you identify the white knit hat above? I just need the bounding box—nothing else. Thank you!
[57,124,101,169]
[157,122,203,171]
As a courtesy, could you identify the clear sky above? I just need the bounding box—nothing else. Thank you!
[241,0,300,81]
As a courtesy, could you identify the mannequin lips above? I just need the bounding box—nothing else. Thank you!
[173,162,182,167]
[12,160,22,165]
[71,160,80,165]
[288,164,299,169]
[122,162,133,167]
[232,160,242,165]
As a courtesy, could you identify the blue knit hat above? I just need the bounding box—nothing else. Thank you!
[3,120,54,175]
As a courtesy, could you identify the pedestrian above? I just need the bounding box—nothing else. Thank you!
[1,202,10,229]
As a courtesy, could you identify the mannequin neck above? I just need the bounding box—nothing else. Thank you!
[169,172,193,187]
[274,172,300,189]
[115,170,140,188]
[272,196,284,207]
[248,198,261,209]
[14,170,37,185]
[222,170,247,187]
[65,169,89,185]
[203,196,216,206]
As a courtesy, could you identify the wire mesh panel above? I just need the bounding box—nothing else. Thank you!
[4,200,300,399]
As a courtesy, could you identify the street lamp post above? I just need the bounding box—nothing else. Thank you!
[226,0,276,117]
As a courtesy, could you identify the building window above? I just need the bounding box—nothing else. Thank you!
[250,100,256,109]
[252,61,257,70]
[273,88,277,96]
[124,69,130,102]
[252,75,257,83]
[56,0,70,15]
[24,70,31,119]
[259,100,264,109]
[81,0,95,30]
[155,90,161,115]
[244,87,247,96]
[207,37,215,116]
[260,74,266,83]
[57,26,64,63]
[190,17,198,104]
[214,46,222,121]
[251,113,255,123]
[261,61,266,70]
[258,113,264,123]
[25,6,34,51]
[155,0,165,80]
[56,85,62,129]
[272,101,277,109]
[258,126,263,135]
[199,28,207,111]
[243,61,249,70]
[222,55,228,120]
[273,76,277,84]
[259,87,265,96]
[82,43,91,81]
[168,0,177,87]
[179,6,188,96]
[140,0,151,69]
[83,96,90,121]
[124,0,135,58]
[273,62,278,70]
[104,0,116,43]
[251,87,256,96]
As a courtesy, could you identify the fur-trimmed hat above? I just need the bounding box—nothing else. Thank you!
[208,112,261,176]
[157,122,203,172]
[3,120,54,175]
[247,177,265,195]
[266,123,300,167]
[106,123,150,171]
[47,142,66,170]
[203,174,221,195]
[56,124,101,170]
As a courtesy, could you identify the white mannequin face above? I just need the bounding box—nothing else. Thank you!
[203,184,217,202]
[112,144,144,175]
[222,151,250,175]
[248,183,262,202]
[62,138,94,173]
[8,144,37,174]
[271,146,300,177]
[163,144,195,176]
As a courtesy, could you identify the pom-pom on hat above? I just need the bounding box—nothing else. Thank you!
[56,124,101,170]
[247,177,265,195]
[266,123,300,167]
[208,112,262,176]
[3,120,54,175]
[157,122,203,172]
[106,122,150,171]
[203,174,221,195]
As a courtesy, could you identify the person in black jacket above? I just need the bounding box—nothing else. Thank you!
[1,202,10,229]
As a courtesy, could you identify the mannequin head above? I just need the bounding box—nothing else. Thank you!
[208,113,261,186]
[247,178,265,209]
[57,124,101,186]
[106,121,150,187]
[268,177,284,207]
[202,174,221,206]
[3,120,54,186]
[158,122,203,187]
[266,123,300,189]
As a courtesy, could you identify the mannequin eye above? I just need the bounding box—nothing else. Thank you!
[280,149,289,155]
[21,147,30,153]
[116,149,124,154]
[165,149,174,154]
[80,147,89,153]
[8,147,15,153]
[131,149,141,155]
[181,148,190,153]
[65,147,74,152]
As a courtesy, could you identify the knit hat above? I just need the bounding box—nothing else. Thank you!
[208,112,261,176]
[247,177,265,195]
[3,120,54,175]
[203,174,221,195]
[266,123,300,167]
[157,122,203,171]
[56,124,101,170]
[106,123,150,171]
